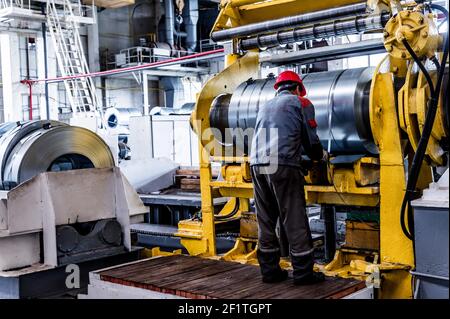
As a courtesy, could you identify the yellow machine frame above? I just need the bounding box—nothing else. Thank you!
[174,0,447,299]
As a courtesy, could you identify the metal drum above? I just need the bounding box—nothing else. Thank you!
[0,120,67,182]
[104,107,141,132]
[304,67,377,154]
[209,67,377,155]
[0,121,114,189]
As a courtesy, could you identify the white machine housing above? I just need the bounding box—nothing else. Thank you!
[0,167,147,271]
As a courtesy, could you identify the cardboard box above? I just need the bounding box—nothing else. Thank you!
[345,220,380,251]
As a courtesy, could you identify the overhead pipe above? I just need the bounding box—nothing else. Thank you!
[23,48,225,84]
[260,39,385,66]
[211,2,368,42]
[164,0,175,46]
[240,13,390,51]
[183,0,199,52]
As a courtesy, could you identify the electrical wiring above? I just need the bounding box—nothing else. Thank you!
[215,198,241,221]
[399,3,449,240]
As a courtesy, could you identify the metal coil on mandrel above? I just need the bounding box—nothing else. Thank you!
[0,120,114,190]
[209,67,378,155]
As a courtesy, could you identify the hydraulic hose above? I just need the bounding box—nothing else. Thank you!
[215,198,240,220]
[399,3,449,240]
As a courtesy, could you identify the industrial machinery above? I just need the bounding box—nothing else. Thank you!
[174,0,450,299]
[104,107,142,160]
[114,42,189,69]
[0,120,148,298]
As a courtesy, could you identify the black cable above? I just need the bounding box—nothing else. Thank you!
[402,39,436,96]
[215,198,240,220]
[399,3,449,240]
[400,39,434,239]
[431,55,441,70]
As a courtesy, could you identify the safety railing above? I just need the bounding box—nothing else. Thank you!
[111,46,191,69]
[0,0,95,23]
[0,0,31,11]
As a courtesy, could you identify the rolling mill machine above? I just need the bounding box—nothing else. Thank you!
[172,0,449,299]
[0,120,147,298]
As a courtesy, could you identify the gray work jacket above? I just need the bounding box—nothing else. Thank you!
[250,90,323,168]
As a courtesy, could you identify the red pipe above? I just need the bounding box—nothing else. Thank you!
[25,48,225,84]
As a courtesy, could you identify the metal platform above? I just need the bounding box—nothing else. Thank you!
[82,255,368,299]
[139,189,228,226]
[130,224,238,254]
[139,189,228,207]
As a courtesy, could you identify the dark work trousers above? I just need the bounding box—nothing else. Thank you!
[251,165,315,280]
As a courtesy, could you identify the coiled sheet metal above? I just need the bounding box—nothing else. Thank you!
[209,67,377,155]
[0,120,114,189]
[105,107,141,129]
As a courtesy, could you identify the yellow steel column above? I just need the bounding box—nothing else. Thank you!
[370,68,414,298]
[199,148,217,256]
[225,53,240,67]
[197,52,240,256]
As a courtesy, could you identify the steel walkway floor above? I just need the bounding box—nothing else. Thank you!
[95,255,365,299]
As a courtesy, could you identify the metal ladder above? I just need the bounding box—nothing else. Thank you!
[46,0,101,121]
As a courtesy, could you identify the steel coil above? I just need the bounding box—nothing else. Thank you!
[210,67,377,155]
[104,107,141,134]
[0,121,114,189]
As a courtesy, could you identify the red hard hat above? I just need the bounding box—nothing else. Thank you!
[274,70,306,96]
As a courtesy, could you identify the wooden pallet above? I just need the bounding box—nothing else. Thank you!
[175,168,220,192]
[97,255,365,299]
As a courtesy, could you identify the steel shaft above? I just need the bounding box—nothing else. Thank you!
[240,13,390,50]
[211,3,368,42]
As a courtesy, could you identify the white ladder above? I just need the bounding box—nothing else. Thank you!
[47,0,102,123]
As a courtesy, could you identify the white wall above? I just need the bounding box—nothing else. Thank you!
[104,78,143,109]
[0,32,60,123]
[1,33,29,121]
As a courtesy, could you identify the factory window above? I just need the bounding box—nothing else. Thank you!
[22,94,41,120]
[19,36,38,80]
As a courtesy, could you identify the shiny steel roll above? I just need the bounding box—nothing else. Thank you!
[1,123,114,188]
[304,67,377,154]
[0,122,18,138]
[105,107,141,128]
[209,67,377,155]
[0,120,67,183]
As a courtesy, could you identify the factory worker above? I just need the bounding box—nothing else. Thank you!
[250,70,328,285]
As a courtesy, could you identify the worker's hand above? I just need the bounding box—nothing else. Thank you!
[321,150,329,162]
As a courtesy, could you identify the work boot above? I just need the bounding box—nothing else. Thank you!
[257,249,288,283]
[291,253,325,285]
[262,269,289,283]
[293,272,325,285]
